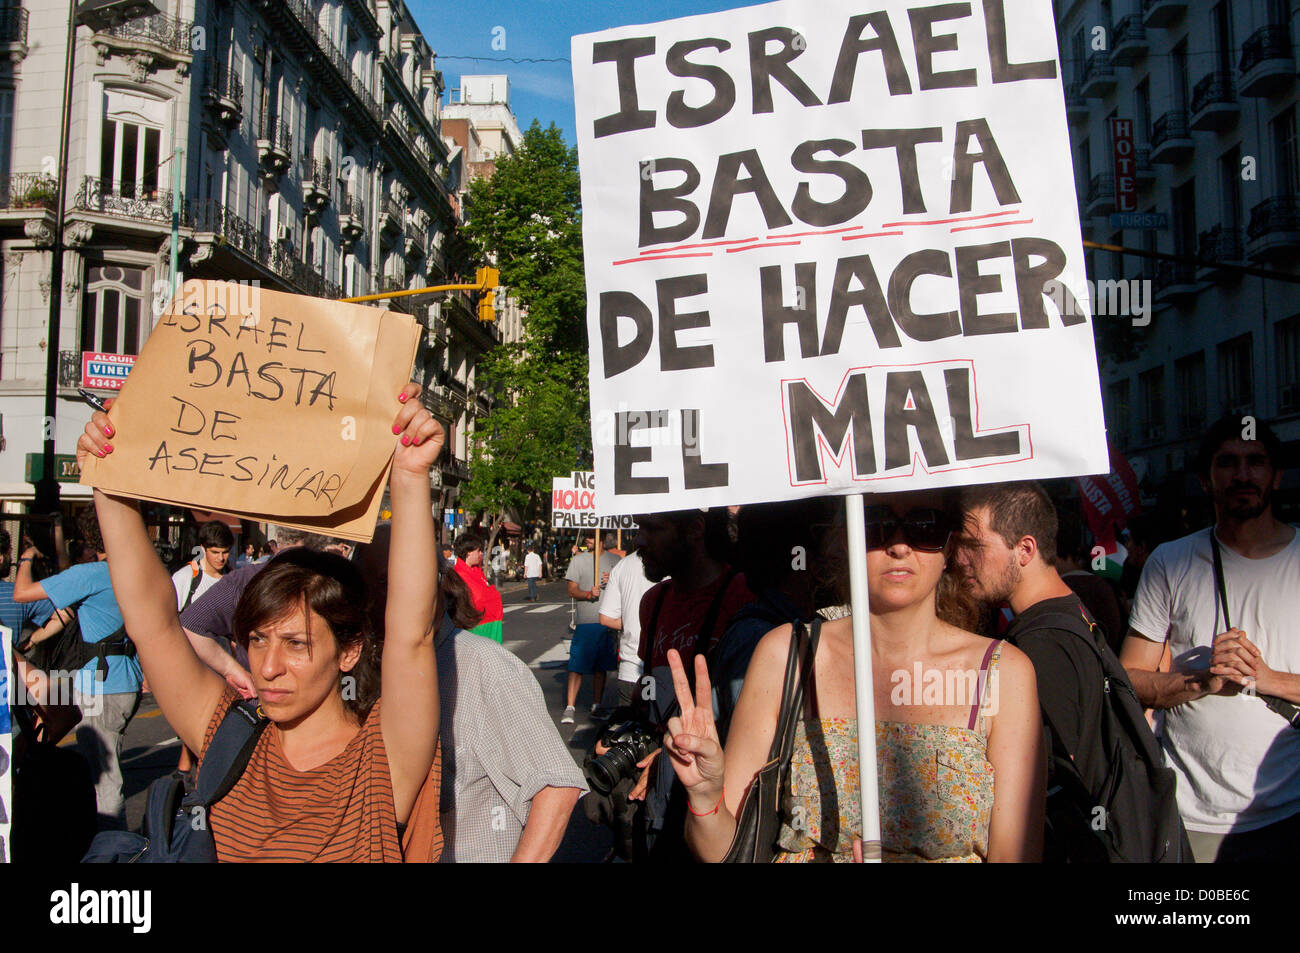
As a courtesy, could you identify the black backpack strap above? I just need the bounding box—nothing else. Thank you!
[186,699,269,809]
[181,563,204,613]
[89,626,137,681]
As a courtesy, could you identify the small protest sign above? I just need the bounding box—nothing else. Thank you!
[572,0,1107,515]
[79,280,420,542]
[552,471,639,530]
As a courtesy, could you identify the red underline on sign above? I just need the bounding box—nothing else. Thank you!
[950,218,1036,233]
[841,230,906,241]
[726,241,804,253]
[883,210,1022,227]
[612,252,716,265]
[637,237,758,255]
[765,225,864,240]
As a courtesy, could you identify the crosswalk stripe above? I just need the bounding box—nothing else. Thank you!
[526,604,562,614]
[503,605,526,614]
[528,642,570,668]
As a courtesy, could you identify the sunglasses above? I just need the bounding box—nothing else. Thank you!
[864,506,954,552]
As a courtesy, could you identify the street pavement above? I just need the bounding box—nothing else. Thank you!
[119,576,616,861]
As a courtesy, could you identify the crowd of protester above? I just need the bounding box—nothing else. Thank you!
[4,403,1296,864]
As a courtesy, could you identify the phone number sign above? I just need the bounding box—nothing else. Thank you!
[81,352,136,390]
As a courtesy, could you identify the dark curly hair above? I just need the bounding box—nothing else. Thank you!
[232,548,380,722]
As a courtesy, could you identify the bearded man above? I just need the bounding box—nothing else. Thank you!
[1121,416,1300,863]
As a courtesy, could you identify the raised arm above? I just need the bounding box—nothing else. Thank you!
[670,626,787,862]
[77,409,225,753]
[380,383,444,824]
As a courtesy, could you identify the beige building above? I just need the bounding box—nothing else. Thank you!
[0,0,499,525]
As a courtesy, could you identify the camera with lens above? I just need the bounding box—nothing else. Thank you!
[584,717,661,796]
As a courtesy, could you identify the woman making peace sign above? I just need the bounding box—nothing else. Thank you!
[662,491,1045,863]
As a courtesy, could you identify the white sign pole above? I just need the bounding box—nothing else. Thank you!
[844,495,882,862]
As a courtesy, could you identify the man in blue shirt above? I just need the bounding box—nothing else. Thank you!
[14,508,142,830]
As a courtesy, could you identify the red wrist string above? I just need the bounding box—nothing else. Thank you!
[689,787,724,817]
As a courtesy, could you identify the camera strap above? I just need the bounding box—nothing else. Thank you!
[640,568,739,726]
[1209,528,1300,729]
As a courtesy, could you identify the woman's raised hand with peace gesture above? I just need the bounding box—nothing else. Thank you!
[663,649,726,809]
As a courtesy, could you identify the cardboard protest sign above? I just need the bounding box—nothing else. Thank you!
[1,625,11,862]
[80,280,419,542]
[572,0,1107,515]
[551,471,639,530]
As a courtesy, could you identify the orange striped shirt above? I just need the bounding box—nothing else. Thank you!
[199,689,442,862]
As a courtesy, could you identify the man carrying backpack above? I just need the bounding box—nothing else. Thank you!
[13,506,141,831]
[956,481,1188,862]
[171,520,234,613]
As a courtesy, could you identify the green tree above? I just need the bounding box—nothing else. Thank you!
[459,121,590,543]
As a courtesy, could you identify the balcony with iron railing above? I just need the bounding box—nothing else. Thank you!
[74,176,176,225]
[338,193,366,243]
[1142,0,1186,28]
[1080,51,1116,98]
[1086,174,1115,216]
[382,195,405,232]
[1111,15,1147,66]
[1153,259,1199,303]
[0,6,29,60]
[185,199,343,299]
[0,173,57,211]
[93,10,193,76]
[256,118,293,178]
[441,455,471,482]
[1240,25,1294,97]
[203,66,243,128]
[1190,72,1238,131]
[301,157,332,213]
[1150,110,1193,164]
[1197,224,1245,280]
[1246,195,1300,261]
[404,223,426,258]
[1134,147,1155,184]
[265,0,382,123]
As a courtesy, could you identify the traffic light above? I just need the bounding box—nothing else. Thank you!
[478,289,496,323]
[474,266,499,290]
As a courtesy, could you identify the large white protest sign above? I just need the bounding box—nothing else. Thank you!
[573,0,1107,515]
[552,471,639,530]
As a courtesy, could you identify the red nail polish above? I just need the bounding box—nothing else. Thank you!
[399,393,408,402]
[97,449,106,458]
[105,425,114,437]
[104,443,113,452]
[392,424,401,435]
[401,435,411,446]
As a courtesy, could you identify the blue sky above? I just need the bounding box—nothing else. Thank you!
[408,0,754,146]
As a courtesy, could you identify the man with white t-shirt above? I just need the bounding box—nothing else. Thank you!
[523,543,543,602]
[598,548,659,707]
[170,520,234,613]
[1122,415,1300,862]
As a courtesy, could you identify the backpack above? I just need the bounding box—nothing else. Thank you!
[1027,605,1190,863]
[26,607,136,682]
[82,699,268,862]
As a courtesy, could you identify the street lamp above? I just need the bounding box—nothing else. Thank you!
[34,0,159,514]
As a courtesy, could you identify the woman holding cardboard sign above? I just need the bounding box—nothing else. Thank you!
[661,490,1044,863]
[77,383,445,861]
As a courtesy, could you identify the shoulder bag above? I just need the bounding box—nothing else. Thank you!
[722,616,821,863]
